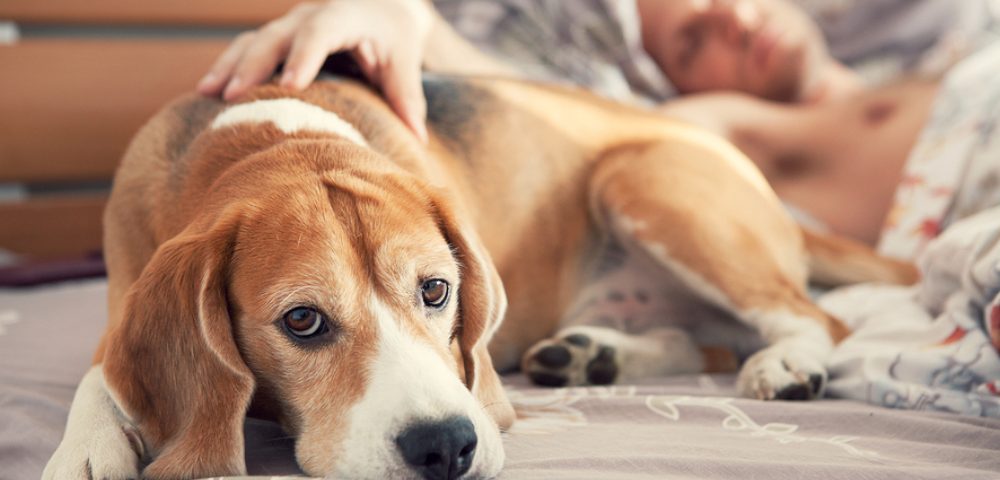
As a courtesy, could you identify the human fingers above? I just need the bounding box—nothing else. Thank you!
[280,13,352,90]
[353,40,380,87]
[379,47,428,143]
[221,6,316,100]
[197,31,256,96]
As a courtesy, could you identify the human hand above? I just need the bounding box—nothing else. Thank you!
[197,0,431,142]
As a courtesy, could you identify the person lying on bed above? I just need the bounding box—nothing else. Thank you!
[198,0,977,140]
[660,40,1000,261]
[424,0,997,258]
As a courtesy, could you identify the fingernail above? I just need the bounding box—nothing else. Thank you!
[404,104,429,143]
[196,73,216,92]
[280,70,296,88]
[223,77,242,100]
[413,119,429,144]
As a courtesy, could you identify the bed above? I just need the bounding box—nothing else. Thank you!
[2,279,1000,479]
[2,2,1000,479]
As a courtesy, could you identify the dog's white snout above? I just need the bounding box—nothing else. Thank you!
[323,296,503,479]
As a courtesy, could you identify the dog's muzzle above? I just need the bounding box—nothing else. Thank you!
[395,416,478,480]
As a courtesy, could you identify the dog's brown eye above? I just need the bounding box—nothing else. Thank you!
[421,279,450,309]
[282,307,328,339]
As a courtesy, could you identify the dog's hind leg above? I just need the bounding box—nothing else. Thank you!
[521,236,739,387]
[585,141,848,400]
[522,325,706,387]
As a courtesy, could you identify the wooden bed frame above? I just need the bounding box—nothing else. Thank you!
[0,1,298,263]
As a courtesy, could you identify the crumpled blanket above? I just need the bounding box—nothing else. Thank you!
[821,207,1000,417]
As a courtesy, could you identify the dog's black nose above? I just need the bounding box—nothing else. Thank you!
[396,416,477,480]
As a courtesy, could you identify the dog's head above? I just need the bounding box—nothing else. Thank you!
[102,135,513,479]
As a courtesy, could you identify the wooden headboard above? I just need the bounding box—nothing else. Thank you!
[0,0,298,263]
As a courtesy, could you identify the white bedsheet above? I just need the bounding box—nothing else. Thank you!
[823,207,1000,417]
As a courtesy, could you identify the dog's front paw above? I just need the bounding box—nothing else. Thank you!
[522,327,620,387]
[736,346,827,400]
[43,425,144,480]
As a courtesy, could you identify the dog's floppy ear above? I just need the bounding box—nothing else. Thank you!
[432,194,516,430]
[102,212,254,479]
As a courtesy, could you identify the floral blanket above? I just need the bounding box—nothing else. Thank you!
[818,40,1000,418]
[878,41,1000,260]
[824,207,1000,417]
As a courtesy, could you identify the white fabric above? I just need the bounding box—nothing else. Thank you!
[822,207,1000,417]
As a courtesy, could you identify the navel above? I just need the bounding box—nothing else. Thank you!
[864,101,897,127]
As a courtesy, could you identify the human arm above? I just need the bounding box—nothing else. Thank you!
[197,0,518,142]
[657,92,822,179]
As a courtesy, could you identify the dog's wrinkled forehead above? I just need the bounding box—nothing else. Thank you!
[208,95,447,308]
[230,167,450,316]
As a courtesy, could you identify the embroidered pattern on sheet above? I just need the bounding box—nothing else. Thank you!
[646,395,881,459]
[506,384,884,460]
[0,310,18,336]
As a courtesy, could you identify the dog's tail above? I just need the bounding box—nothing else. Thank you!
[802,228,919,288]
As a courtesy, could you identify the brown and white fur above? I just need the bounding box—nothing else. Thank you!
[44,75,916,479]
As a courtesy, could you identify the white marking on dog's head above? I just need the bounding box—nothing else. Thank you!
[211,98,368,146]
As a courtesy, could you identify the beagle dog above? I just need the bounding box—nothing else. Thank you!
[44,75,915,479]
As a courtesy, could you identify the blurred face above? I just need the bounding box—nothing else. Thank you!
[641,0,831,101]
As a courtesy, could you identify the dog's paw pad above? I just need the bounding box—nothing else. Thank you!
[806,373,824,395]
[585,346,618,385]
[774,382,812,400]
[524,332,620,387]
[535,344,572,368]
[737,348,827,401]
[527,371,569,387]
[562,333,592,347]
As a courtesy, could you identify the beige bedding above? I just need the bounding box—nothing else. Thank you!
[2,279,999,479]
